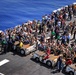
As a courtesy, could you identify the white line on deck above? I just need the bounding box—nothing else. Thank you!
[0,59,9,66]
[0,73,4,75]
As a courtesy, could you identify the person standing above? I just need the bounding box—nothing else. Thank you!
[65,57,72,66]
[1,39,8,53]
[61,34,66,45]
[19,40,23,48]
[42,47,51,60]
[66,33,70,44]
[57,56,62,72]
[73,30,76,39]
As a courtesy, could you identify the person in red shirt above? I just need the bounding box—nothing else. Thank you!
[43,47,51,60]
[65,58,72,66]
[62,57,73,73]
[46,47,51,55]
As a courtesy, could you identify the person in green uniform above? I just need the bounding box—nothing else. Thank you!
[51,29,55,41]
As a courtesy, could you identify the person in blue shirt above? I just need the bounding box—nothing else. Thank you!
[61,34,66,45]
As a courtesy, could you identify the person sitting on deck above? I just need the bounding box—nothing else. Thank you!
[42,47,51,60]
[55,47,61,55]
[24,37,30,44]
[19,40,23,48]
[65,56,72,66]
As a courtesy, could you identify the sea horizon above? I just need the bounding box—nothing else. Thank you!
[0,0,76,31]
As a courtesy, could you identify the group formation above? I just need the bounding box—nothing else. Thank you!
[0,2,76,74]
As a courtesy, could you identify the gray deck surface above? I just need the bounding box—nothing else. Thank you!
[0,16,76,75]
[0,52,65,75]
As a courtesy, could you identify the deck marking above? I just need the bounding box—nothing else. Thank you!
[0,73,4,75]
[0,59,9,66]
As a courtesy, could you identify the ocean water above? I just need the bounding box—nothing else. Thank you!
[0,0,76,31]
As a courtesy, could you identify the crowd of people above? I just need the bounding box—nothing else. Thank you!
[0,3,76,72]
